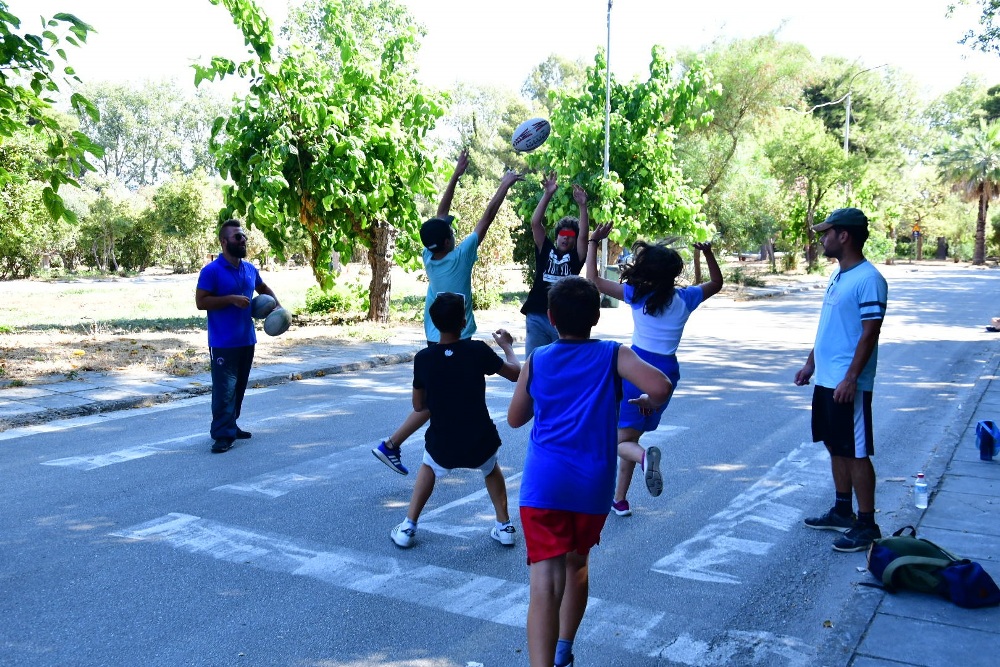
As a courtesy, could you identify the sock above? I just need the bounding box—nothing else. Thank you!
[495,520,511,530]
[858,511,876,526]
[834,493,853,516]
[555,639,573,666]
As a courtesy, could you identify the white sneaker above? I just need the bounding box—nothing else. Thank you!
[491,524,516,546]
[391,522,415,548]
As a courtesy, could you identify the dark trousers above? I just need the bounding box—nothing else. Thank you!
[209,345,255,441]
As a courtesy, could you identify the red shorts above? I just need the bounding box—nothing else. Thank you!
[520,507,608,565]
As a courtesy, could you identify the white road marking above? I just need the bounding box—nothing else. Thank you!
[113,514,815,666]
[37,393,391,472]
[651,442,829,584]
[418,473,523,539]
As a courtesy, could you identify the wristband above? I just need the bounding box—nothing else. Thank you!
[589,239,600,244]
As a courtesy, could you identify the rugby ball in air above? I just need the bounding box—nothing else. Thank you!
[263,307,292,336]
[251,294,277,319]
[511,117,551,152]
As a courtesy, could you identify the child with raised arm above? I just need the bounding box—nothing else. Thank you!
[390,292,522,549]
[373,152,525,475]
[520,174,591,356]
[507,276,673,667]
[586,222,723,516]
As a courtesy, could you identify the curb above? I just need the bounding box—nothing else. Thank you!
[0,350,418,432]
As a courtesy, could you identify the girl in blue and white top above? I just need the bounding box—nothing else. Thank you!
[586,222,723,516]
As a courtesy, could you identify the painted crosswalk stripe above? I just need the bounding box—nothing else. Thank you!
[651,442,830,584]
[113,513,815,666]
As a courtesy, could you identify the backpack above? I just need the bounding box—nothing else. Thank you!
[865,526,1000,608]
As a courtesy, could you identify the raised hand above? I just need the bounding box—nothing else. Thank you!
[572,183,588,206]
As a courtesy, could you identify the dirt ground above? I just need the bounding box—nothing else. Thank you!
[0,258,810,387]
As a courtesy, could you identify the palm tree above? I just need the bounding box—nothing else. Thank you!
[938,120,1000,265]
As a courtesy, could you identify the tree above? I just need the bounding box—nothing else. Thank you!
[0,2,102,222]
[199,0,443,321]
[765,111,848,269]
[516,47,717,255]
[951,0,1000,56]
[76,81,227,189]
[521,54,588,113]
[144,172,220,273]
[938,119,1000,264]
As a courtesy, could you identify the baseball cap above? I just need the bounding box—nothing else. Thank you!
[812,208,868,232]
[420,215,455,250]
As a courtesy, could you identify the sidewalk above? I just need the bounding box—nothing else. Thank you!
[848,349,1000,667]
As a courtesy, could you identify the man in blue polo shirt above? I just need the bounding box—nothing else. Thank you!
[794,207,888,552]
[196,219,281,453]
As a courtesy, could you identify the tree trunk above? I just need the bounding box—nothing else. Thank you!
[367,220,396,323]
[805,206,818,269]
[693,247,702,284]
[973,190,988,266]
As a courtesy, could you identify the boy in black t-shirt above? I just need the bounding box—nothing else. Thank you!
[390,292,522,549]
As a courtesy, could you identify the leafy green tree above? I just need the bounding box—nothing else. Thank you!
[199,0,442,322]
[522,54,588,113]
[938,119,1000,264]
[951,0,1000,56]
[143,172,220,273]
[0,2,102,222]
[925,75,990,141]
[765,111,848,269]
[75,184,141,272]
[516,48,717,256]
[76,81,227,189]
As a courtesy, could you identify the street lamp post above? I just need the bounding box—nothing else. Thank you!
[841,64,885,203]
[601,0,613,280]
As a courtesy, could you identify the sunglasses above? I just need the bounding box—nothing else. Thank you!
[229,233,248,242]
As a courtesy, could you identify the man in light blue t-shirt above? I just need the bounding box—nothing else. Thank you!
[371,152,524,475]
[794,207,888,553]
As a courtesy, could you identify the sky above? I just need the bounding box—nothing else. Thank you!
[8,0,999,99]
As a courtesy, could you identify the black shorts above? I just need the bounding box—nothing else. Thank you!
[811,385,874,458]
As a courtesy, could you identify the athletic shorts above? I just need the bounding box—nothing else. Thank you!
[811,385,874,458]
[422,449,498,477]
[519,507,608,565]
[619,347,679,431]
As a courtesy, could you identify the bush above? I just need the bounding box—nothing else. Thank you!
[304,282,368,314]
[725,266,766,287]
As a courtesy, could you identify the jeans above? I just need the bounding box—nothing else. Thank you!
[525,312,559,356]
[209,345,255,441]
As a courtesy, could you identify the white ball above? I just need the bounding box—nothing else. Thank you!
[251,294,277,319]
[512,117,551,152]
[263,307,291,336]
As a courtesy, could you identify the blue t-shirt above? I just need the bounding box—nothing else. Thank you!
[423,234,478,342]
[196,256,262,348]
[814,260,887,391]
[519,339,621,515]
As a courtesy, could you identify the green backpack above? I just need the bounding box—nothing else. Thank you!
[866,526,1000,608]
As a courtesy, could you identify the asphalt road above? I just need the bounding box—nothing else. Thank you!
[1,263,997,667]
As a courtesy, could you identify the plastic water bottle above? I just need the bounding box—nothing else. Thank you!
[914,473,928,509]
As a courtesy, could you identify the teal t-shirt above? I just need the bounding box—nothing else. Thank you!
[422,233,478,342]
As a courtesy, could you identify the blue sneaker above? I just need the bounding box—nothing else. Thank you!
[373,441,408,475]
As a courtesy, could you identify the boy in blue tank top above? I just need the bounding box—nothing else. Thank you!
[508,276,673,667]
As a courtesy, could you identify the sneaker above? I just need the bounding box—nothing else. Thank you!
[643,446,663,497]
[211,438,234,453]
[803,508,856,532]
[373,441,408,475]
[832,522,881,553]
[555,657,574,667]
[491,524,516,547]
[390,522,416,548]
[235,428,252,439]
[611,499,632,516]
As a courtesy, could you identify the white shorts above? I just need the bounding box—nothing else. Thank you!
[422,449,498,477]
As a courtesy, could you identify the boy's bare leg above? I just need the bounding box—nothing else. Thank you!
[528,555,567,667]
[406,464,437,522]
[484,463,510,524]
[613,427,644,502]
[387,409,430,449]
[557,551,589,655]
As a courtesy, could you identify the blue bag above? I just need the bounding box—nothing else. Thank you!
[866,526,1000,609]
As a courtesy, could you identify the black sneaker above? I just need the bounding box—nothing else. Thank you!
[803,508,856,532]
[235,428,252,439]
[832,522,881,552]
[211,438,234,453]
